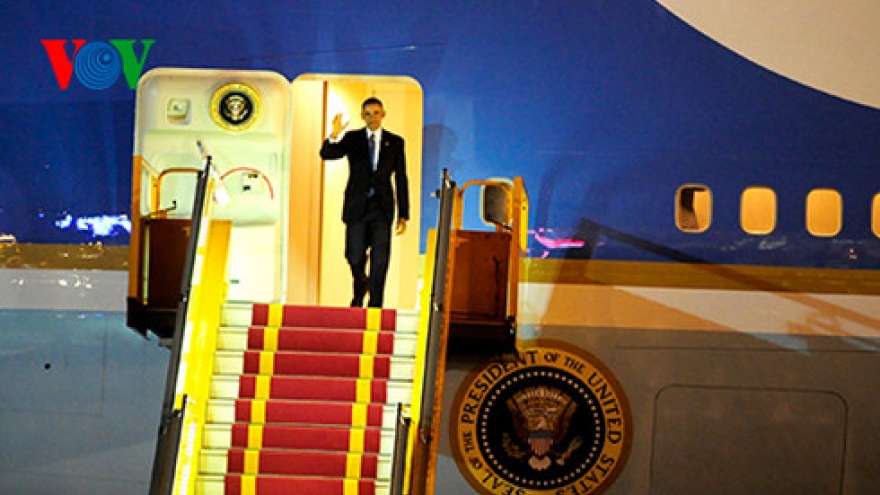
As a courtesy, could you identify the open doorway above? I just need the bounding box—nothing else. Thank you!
[287,74,423,310]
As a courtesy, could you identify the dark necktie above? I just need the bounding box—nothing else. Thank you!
[369,133,377,171]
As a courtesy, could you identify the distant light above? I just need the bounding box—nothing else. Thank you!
[54,213,73,229]
[51,212,132,238]
[74,214,132,237]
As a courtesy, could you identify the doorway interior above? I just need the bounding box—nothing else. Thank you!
[287,74,423,309]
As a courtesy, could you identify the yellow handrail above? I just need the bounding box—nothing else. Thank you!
[406,228,439,494]
[169,217,231,495]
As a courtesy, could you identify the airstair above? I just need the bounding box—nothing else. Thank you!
[197,303,417,495]
[127,158,427,495]
[128,160,527,495]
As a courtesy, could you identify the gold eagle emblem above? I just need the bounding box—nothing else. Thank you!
[504,385,583,470]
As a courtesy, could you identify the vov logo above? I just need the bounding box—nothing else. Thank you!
[42,39,156,90]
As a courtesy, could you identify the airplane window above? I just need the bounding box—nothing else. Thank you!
[676,185,711,233]
[873,193,880,238]
[741,186,776,235]
[806,188,842,237]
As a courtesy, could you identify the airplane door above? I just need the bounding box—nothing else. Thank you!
[132,68,290,303]
[288,75,422,309]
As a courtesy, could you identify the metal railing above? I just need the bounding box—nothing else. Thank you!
[148,145,214,495]
[418,168,456,452]
[390,403,412,495]
[403,169,457,495]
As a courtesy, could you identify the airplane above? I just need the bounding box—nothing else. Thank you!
[1,1,879,494]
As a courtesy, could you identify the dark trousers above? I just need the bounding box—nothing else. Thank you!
[345,198,392,308]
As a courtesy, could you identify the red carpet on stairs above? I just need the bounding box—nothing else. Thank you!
[247,327,396,354]
[224,303,398,495]
[238,375,389,402]
[225,477,374,495]
[233,399,385,426]
[242,351,392,378]
[229,424,382,452]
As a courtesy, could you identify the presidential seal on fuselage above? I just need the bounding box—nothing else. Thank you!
[451,341,632,495]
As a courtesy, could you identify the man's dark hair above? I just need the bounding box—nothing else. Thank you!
[362,97,384,109]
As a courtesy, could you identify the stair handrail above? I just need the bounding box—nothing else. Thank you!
[148,144,217,495]
[390,402,412,495]
[407,168,457,494]
[420,168,456,437]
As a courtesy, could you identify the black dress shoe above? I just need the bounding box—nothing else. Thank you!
[351,275,368,308]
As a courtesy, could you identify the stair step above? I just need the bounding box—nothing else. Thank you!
[252,304,398,330]
[241,351,392,377]
[213,350,416,379]
[247,326,399,354]
[197,473,387,495]
[211,375,411,403]
[221,303,420,334]
[235,374,389,402]
[200,448,392,478]
[203,424,395,452]
[207,399,400,428]
[217,327,418,355]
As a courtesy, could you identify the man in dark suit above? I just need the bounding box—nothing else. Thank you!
[319,97,409,308]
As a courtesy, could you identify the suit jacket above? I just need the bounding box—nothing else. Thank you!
[320,127,410,225]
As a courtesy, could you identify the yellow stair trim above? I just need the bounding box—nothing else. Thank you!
[359,355,375,379]
[349,428,366,453]
[355,379,372,403]
[263,327,279,351]
[351,403,368,427]
[259,351,275,375]
[248,425,264,449]
[362,330,378,355]
[345,453,363,478]
[267,303,283,327]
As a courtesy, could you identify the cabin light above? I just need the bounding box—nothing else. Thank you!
[213,182,230,205]
[167,98,190,122]
[210,168,230,205]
